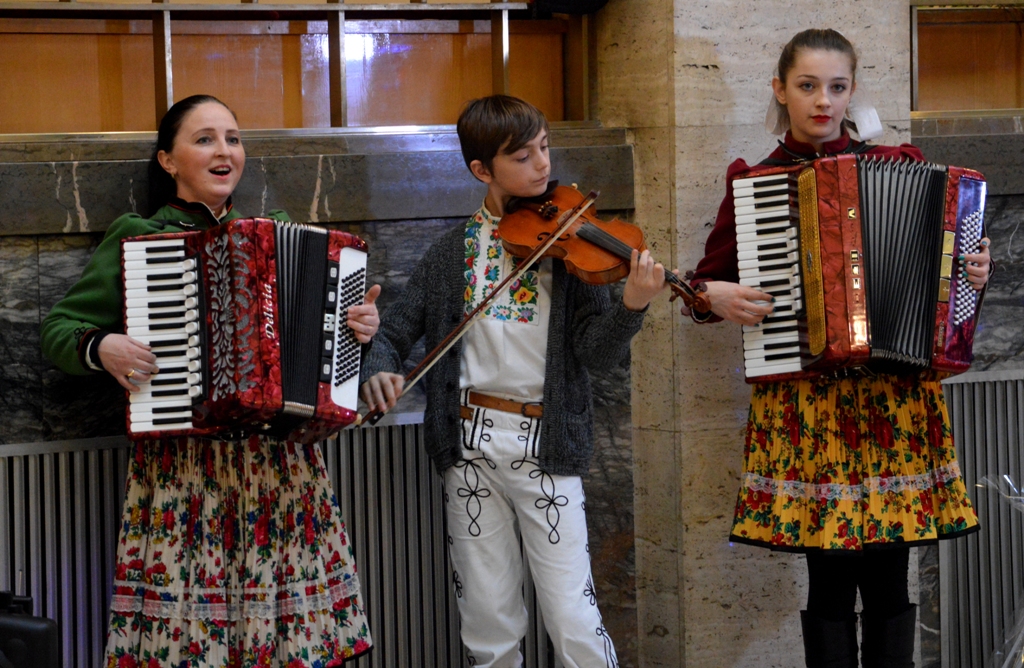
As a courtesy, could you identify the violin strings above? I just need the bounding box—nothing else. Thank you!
[576,222,689,290]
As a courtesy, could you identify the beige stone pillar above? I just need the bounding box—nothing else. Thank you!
[595,2,913,665]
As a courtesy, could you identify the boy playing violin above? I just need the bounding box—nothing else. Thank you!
[360,95,668,668]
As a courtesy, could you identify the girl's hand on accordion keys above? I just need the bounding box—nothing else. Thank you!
[962,237,992,291]
[702,281,775,326]
[346,284,382,344]
[98,334,158,392]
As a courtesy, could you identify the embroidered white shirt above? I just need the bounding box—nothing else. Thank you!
[459,205,551,403]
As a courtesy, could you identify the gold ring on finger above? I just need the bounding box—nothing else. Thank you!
[127,368,136,379]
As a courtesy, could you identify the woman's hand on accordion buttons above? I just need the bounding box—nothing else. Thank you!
[347,284,382,344]
[360,372,404,414]
[703,281,775,326]
[98,334,158,393]
[962,238,992,291]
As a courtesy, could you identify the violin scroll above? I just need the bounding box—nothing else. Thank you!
[669,272,711,313]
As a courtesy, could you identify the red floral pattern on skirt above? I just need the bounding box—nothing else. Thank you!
[105,436,371,667]
[731,374,978,551]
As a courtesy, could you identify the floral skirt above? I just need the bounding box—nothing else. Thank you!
[730,374,979,551]
[105,436,372,668]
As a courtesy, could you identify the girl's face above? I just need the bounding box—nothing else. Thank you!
[157,102,245,215]
[772,48,856,149]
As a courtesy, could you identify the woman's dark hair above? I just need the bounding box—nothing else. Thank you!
[457,95,549,174]
[777,29,858,83]
[147,94,235,215]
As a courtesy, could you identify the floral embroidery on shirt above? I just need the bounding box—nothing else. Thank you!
[463,207,540,323]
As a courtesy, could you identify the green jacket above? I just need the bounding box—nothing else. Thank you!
[41,199,289,375]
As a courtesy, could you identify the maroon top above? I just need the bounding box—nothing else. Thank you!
[690,132,925,320]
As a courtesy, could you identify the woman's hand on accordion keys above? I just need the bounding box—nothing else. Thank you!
[702,281,775,326]
[98,334,158,392]
[962,237,992,291]
[346,284,382,344]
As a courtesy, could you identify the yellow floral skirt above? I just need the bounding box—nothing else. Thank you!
[730,374,978,551]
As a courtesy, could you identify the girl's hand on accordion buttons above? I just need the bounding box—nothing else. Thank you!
[703,281,775,326]
[347,284,382,344]
[360,372,405,413]
[962,238,992,291]
[98,334,158,392]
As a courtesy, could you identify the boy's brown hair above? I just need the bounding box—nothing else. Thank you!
[457,95,549,174]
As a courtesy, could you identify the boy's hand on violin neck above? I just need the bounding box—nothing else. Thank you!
[360,372,405,414]
[703,281,775,326]
[622,249,668,312]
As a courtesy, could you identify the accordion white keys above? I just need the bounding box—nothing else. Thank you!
[121,218,367,443]
[732,154,987,382]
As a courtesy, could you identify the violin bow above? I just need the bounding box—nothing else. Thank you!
[358,191,600,425]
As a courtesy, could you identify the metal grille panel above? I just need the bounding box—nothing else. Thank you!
[942,370,1024,668]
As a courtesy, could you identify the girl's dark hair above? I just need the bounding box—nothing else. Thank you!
[777,29,858,83]
[147,94,235,215]
[457,95,549,173]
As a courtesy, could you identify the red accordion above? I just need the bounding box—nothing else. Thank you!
[121,218,367,443]
[734,154,986,382]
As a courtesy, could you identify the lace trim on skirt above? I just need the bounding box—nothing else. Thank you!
[109,573,361,621]
[741,461,964,502]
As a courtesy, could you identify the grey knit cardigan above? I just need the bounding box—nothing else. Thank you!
[360,220,647,477]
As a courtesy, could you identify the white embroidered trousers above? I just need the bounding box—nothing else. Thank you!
[443,404,617,668]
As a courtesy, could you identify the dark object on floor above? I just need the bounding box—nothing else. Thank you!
[0,592,60,668]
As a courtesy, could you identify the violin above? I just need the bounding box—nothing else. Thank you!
[359,184,707,425]
[500,183,710,311]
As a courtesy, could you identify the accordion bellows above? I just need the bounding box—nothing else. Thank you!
[121,218,367,443]
[734,154,986,382]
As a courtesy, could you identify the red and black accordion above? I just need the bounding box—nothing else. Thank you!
[733,153,986,382]
[121,218,367,443]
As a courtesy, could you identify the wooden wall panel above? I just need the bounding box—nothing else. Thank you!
[172,34,327,129]
[918,22,1022,111]
[346,32,562,126]
[0,32,155,133]
[509,33,563,123]
[0,20,564,133]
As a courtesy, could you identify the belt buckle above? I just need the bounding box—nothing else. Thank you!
[520,401,542,417]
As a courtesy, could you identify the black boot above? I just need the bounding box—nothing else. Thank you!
[801,610,859,668]
[860,604,917,668]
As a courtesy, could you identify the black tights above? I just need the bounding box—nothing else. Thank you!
[805,547,911,621]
